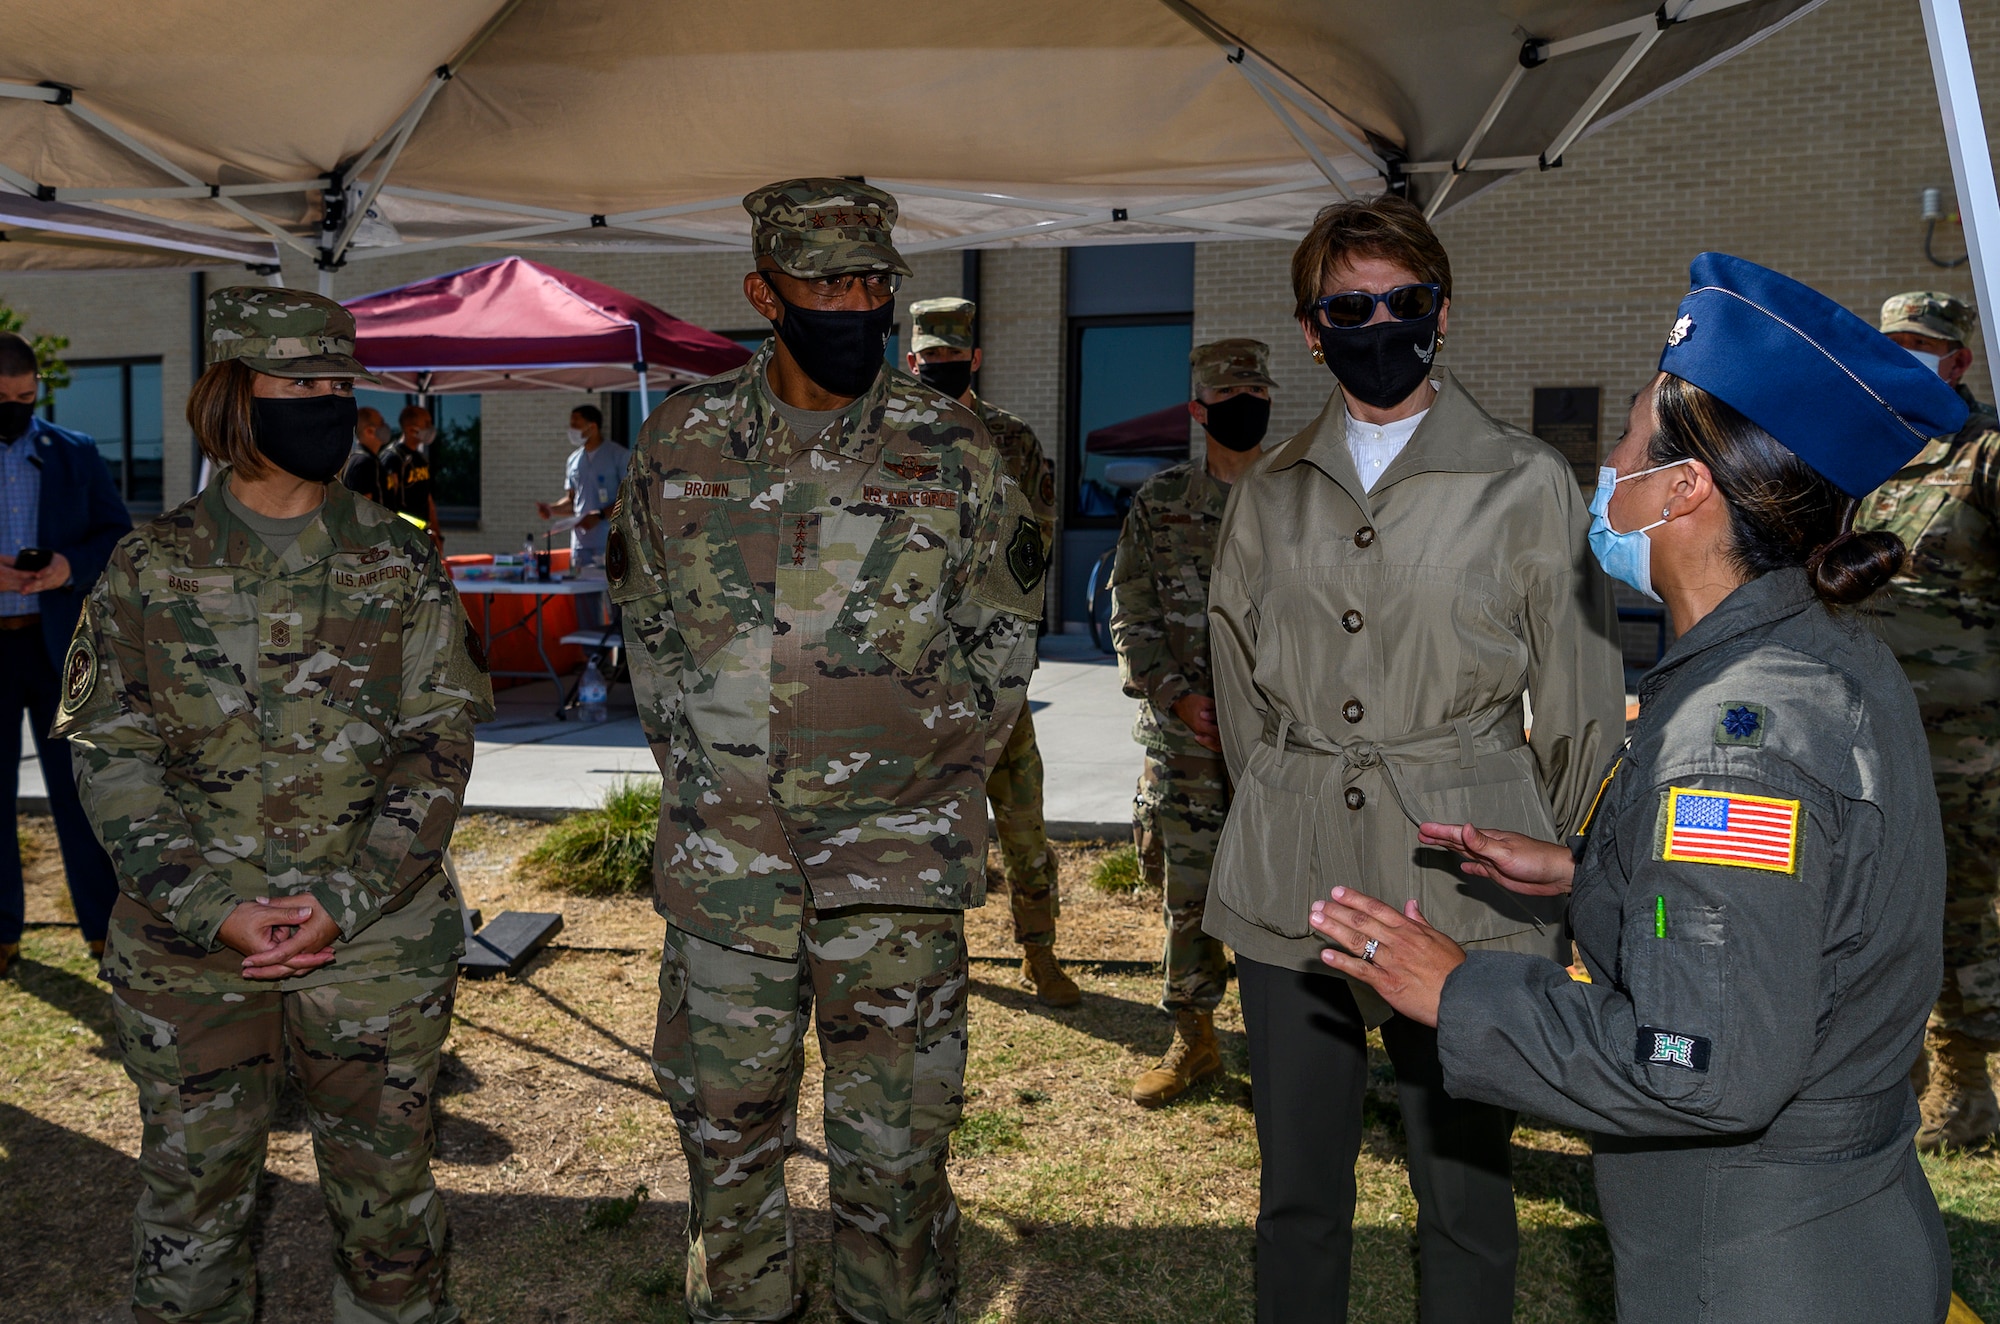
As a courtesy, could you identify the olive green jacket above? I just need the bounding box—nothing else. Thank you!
[1205,373,1625,989]
[54,477,493,994]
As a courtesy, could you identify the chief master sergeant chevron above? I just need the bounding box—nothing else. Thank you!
[608,178,1045,1324]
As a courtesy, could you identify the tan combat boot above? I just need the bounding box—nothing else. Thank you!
[1019,942,1082,1007]
[1917,1026,2000,1153]
[1132,1008,1222,1108]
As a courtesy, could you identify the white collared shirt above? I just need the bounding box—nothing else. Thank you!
[1345,404,1429,493]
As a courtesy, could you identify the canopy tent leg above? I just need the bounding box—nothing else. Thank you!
[638,370,651,417]
[1921,0,2000,393]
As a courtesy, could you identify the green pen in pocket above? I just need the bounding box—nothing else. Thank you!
[1655,895,1667,938]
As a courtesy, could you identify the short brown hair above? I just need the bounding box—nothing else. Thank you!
[186,359,269,480]
[1290,195,1452,319]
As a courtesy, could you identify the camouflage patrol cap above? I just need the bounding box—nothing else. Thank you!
[1879,290,1977,345]
[910,297,975,352]
[205,286,369,378]
[743,178,913,279]
[1191,338,1277,393]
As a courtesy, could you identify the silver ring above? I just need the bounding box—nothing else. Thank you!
[1361,938,1380,963]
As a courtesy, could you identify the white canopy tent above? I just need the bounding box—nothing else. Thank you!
[0,0,1994,377]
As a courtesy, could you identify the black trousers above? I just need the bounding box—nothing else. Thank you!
[1239,955,1520,1324]
[0,625,118,945]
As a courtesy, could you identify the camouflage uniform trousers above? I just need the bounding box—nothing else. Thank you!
[109,965,459,1324]
[1931,732,2000,1043]
[651,906,968,1324]
[1134,746,1231,1013]
[985,707,1058,947]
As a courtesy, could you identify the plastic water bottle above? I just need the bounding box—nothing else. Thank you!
[579,658,609,723]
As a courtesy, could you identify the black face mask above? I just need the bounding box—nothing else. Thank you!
[762,276,892,399]
[251,393,357,483]
[916,359,974,399]
[1319,313,1439,410]
[0,400,34,444]
[1200,393,1270,452]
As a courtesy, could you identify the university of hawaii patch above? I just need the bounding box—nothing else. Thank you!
[1659,786,1801,873]
[1637,1026,1711,1071]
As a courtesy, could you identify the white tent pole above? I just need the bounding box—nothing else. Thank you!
[1542,26,1668,167]
[1427,64,1530,219]
[55,97,317,258]
[639,370,651,417]
[1920,0,2000,393]
[1235,64,1357,200]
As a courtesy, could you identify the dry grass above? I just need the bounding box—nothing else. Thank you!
[4,815,1996,1322]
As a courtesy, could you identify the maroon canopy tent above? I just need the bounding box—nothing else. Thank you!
[1086,403,1195,457]
[344,255,751,408]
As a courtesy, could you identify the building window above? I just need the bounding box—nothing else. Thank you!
[1531,386,1602,490]
[45,359,163,515]
[1065,317,1194,523]
[355,389,482,527]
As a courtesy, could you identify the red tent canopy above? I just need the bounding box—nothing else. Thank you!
[344,255,751,397]
[1086,403,1194,457]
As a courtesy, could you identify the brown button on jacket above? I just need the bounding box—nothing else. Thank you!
[1206,373,1625,1002]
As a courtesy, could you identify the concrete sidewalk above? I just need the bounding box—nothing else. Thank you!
[15,634,1146,834]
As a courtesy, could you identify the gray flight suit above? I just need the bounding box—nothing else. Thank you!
[1438,568,1952,1324]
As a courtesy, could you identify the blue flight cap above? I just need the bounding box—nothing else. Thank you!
[1657,253,1968,498]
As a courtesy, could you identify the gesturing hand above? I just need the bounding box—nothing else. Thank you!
[1310,888,1466,1027]
[1417,821,1576,897]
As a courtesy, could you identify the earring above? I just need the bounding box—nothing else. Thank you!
[1662,507,1673,520]
[1311,346,1325,364]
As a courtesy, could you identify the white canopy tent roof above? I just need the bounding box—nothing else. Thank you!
[2,0,1995,386]
[0,0,1827,273]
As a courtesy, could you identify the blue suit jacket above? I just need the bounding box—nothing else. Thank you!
[21,417,132,669]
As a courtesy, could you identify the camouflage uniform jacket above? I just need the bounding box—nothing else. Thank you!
[972,394,1056,555]
[1109,458,1228,755]
[1856,384,2000,715]
[53,477,494,994]
[610,343,1045,958]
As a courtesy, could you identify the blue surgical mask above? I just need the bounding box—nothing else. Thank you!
[1905,346,1946,378]
[1586,459,1692,602]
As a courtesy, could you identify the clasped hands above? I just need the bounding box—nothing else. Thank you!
[217,893,341,980]
[1308,821,1575,1026]
[0,552,71,595]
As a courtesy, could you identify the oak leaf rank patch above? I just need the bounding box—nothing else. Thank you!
[1714,700,1767,747]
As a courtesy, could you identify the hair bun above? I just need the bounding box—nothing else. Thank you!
[1807,529,1904,606]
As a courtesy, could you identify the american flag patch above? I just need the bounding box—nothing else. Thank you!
[1660,787,1801,873]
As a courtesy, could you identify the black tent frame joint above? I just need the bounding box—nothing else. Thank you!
[590,214,607,227]
[34,81,73,106]
[1520,38,1550,69]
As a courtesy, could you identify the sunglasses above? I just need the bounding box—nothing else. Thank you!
[1313,283,1442,330]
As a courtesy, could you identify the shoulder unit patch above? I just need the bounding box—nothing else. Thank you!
[1005,515,1047,592]
[59,631,97,716]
